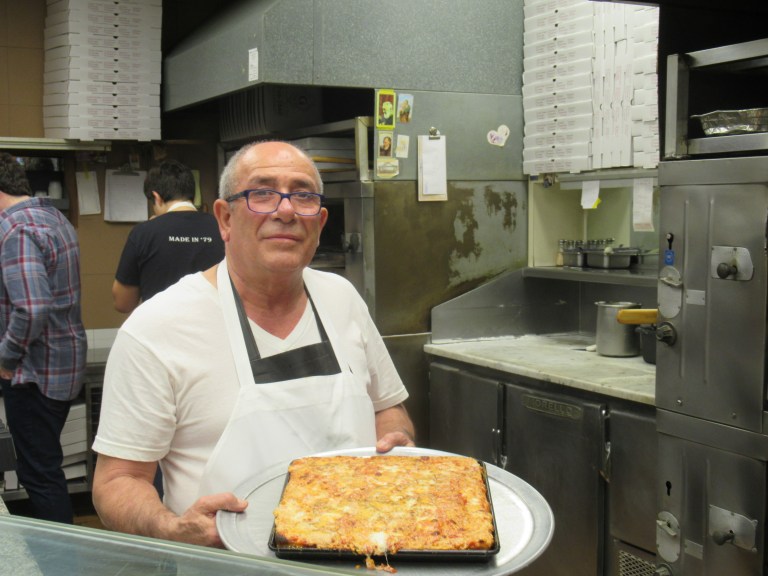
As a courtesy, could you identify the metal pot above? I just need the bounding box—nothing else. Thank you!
[595,301,641,357]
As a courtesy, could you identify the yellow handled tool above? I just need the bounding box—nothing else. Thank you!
[616,308,658,325]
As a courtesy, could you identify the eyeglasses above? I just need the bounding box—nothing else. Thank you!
[225,189,323,216]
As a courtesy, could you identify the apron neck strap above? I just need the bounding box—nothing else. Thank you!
[228,276,329,365]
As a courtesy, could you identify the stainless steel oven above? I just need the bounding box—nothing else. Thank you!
[655,38,768,576]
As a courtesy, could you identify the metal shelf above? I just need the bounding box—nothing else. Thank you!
[523,266,658,288]
[0,137,111,152]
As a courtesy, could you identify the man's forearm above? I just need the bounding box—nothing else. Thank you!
[375,403,415,443]
[93,474,177,540]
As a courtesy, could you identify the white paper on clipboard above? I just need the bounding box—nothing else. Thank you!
[105,170,148,222]
[417,135,447,201]
[75,171,101,216]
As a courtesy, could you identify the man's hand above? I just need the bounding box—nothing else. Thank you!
[376,429,416,454]
[169,493,249,548]
[0,368,12,380]
[374,403,416,454]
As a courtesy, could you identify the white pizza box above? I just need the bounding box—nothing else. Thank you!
[45,56,161,75]
[44,91,158,107]
[44,66,160,85]
[45,12,162,32]
[44,126,161,141]
[3,470,18,491]
[44,115,160,130]
[61,415,87,436]
[47,0,161,6]
[524,15,593,46]
[44,104,160,120]
[525,114,593,136]
[69,401,86,421]
[46,44,160,62]
[523,155,591,176]
[522,74,593,98]
[62,440,88,458]
[63,462,87,480]
[60,428,88,448]
[522,57,592,85]
[523,141,591,163]
[524,2,595,31]
[46,5,162,23]
[523,85,593,110]
[523,100,593,124]
[524,128,593,149]
[44,20,161,40]
[44,79,160,96]
[47,0,157,15]
[44,32,160,52]
[523,29,594,59]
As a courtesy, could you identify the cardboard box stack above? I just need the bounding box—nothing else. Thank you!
[43,0,162,141]
[522,0,659,175]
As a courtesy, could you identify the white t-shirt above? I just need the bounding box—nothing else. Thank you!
[92,267,408,514]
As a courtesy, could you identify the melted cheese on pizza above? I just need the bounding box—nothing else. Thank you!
[272,455,496,556]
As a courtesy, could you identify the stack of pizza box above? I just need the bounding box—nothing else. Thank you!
[42,0,162,141]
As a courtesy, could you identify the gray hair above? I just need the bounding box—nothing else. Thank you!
[218,140,324,200]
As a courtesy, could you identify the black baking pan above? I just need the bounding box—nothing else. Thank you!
[268,458,500,563]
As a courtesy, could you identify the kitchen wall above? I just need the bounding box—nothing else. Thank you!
[0,0,45,136]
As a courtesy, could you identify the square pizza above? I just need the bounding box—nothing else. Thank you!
[272,454,497,564]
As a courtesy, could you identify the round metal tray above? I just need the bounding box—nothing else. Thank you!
[217,446,554,575]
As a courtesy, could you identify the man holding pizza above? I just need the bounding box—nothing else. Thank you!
[91,141,415,547]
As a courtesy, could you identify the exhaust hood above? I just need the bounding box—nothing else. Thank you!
[163,0,522,112]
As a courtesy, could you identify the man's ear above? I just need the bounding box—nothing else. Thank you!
[212,198,232,242]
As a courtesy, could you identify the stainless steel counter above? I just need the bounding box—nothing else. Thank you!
[424,332,655,405]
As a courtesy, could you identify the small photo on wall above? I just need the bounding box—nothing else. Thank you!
[378,132,393,157]
[376,89,396,129]
[398,94,413,123]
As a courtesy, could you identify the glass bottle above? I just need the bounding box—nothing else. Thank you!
[556,239,565,267]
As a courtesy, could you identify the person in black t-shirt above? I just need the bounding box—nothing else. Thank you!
[112,159,224,500]
[112,160,225,314]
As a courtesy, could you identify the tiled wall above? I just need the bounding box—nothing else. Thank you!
[0,0,45,137]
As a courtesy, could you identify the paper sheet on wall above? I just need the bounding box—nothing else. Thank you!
[581,180,601,209]
[632,177,655,231]
[105,170,148,222]
[75,171,101,216]
[417,135,447,201]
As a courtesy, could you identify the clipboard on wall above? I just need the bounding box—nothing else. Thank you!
[417,128,447,202]
[104,165,148,222]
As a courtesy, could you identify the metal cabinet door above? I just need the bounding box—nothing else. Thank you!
[429,362,502,465]
[504,382,606,576]
[608,406,658,555]
[658,431,766,575]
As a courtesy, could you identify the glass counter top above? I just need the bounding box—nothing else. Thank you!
[0,515,357,576]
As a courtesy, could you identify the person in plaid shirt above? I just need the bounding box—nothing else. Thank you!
[0,152,86,523]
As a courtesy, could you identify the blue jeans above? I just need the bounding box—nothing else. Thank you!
[1,380,73,523]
